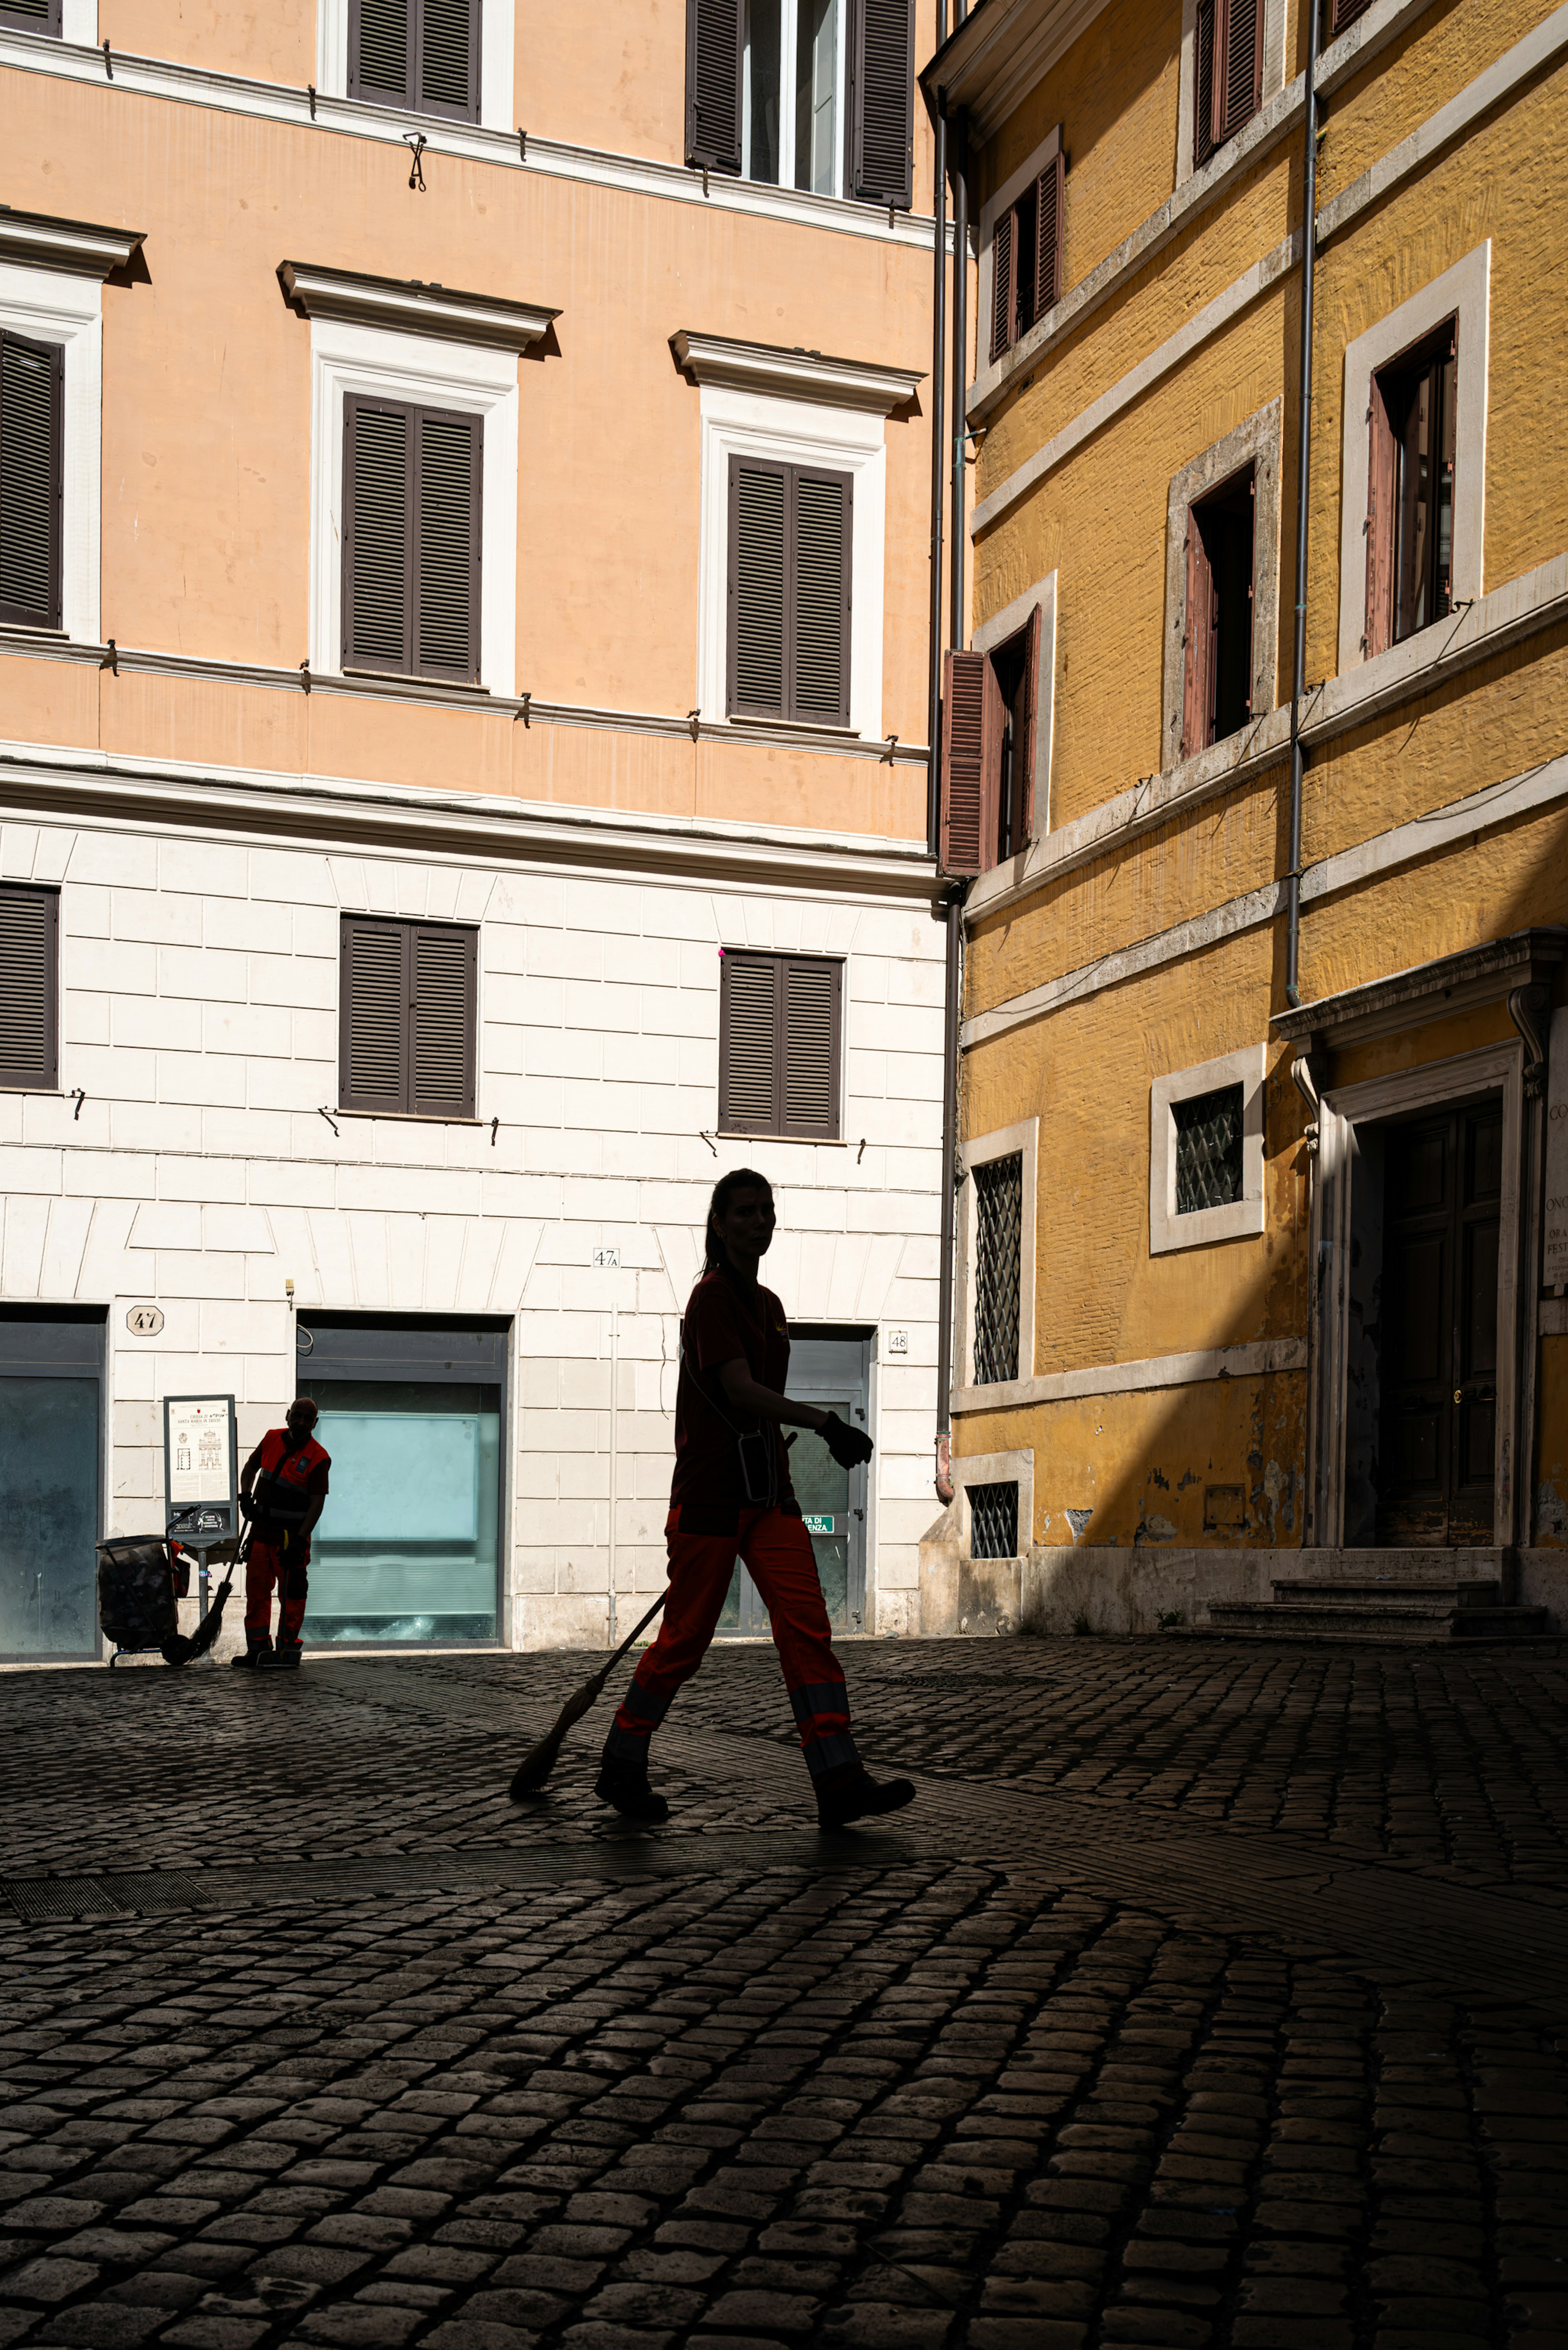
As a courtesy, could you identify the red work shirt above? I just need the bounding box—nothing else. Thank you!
[671,1269,799,1532]
[245,1428,331,1532]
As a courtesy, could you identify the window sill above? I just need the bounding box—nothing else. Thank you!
[726,714,859,740]
[715,1129,848,1146]
[334,1106,483,1127]
[341,666,488,698]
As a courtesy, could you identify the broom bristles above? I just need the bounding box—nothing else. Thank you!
[507,1591,669,1800]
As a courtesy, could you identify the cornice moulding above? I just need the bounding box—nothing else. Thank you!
[1271,930,1568,1052]
[0,202,144,278]
[280,261,557,350]
[921,0,1110,141]
[670,330,924,412]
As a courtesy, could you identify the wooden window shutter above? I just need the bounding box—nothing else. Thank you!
[941,649,1006,876]
[1365,370,1396,659]
[791,468,851,727]
[849,0,916,211]
[990,209,1016,363]
[728,456,787,719]
[1215,0,1265,144]
[1194,0,1217,167]
[1035,149,1065,317]
[417,0,481,122]
[0,0,63,29]
[340,918,410,1115]
[413,407,482,682]
[350,0,411,104]
[719,952,783,1135]
[411,923,477,1118]
[1014,606,1042,840]
[0,885,58,1092]
[781,956,842,1140]
[685,0,744,173]
[1181,506,1216,757]
[0,330,64,631]
[1331,0,1374,32]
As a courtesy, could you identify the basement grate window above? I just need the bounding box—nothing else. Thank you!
[968,1480,1019,1561]
[1174,1084,1243,1213]
[972,1152,1023,1384]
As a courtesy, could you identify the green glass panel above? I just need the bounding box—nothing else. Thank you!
[717,1560,742,1629]
[0,1376,99,1657]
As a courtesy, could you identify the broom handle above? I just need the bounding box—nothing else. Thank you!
[592,1589,668,1689]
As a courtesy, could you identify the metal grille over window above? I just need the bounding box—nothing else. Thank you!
[1174,1083,1243,1213]
[972,1153,1023,1385]
[969,1480,1019,1561]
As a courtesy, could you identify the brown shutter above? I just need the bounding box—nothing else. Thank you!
[1365,370,1396,659]
[411,923,477,1118]
[340,918,410,1114]
[0,885,58,1092]
[990,208,1016,363]
[728,456,787,718]
[0,0,63,28]
[719,953,783,1134]
[343,397,412,676]
[1181,506,1215,757]
[686,0,744,173]
[416,0,480,121]
[1194,0,1217,167]
[413,407,482,682]
[790,468,851,726]
[1331,0,1374,31]
[781,957,842,1140]
[849,0,916,210]
[349,0,411,103]
[1035,150,1065,317]
[940,649,1009,876]
[0,330,64,631]
[1216,0,1264,143]
[1014,606,1042,841]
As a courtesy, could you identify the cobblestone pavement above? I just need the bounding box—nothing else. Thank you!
[2,1637,1567,2350]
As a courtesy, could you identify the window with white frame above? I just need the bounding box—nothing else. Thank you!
[0,261,102,646]
[697,382,885,738]
[744,0,846,193]
[1176,0,1285,183]
[978,126,1065,372]
[1149,1044,1266,1254]
[2,0,98,34]
[1338,244,1490,676]
[317,0,514,132]
[308,319,518,695]
[956,1117,1038,1397]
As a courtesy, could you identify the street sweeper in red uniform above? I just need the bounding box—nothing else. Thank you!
[232,1398,330,1672]
[596,1167,916,1831]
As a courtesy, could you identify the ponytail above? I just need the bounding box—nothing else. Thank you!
[699,1168,773,1283]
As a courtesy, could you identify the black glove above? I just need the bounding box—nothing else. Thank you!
[239,1490,254,1521]
[819,1411,873,1469]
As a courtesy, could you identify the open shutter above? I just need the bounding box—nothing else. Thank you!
[686,0,744,172]
[1035,149,1065,317]
[990,209,1016,363]
[340,919,410,1115]
[1331,0,1374,31]
[1181,507,1215,757]
[940,650,1004,876]
[349,0,411,104]
[790,468,851,726]
[1216,0,1264,143]
[1365,370,1396,658]
[410,923,477,1118]
[0,331,63,631]
[343,397,412,676]
[719,953,783,1135]
[1194,0,1217,167]
[413,408,481,682]
[0,886,58,1091]
[0,0,63,29]
[417,0,481,121]
[728,456,787,718]
[1014,606,1042,841]
[781,957,842,1140]
[849,0,916,210]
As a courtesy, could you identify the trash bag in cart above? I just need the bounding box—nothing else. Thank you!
[97,1536,186,1662]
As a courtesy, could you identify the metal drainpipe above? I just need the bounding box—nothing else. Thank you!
[1284,0,1321,1008]
[926,79,947,859]
[948,109,969,656]
[934,84,968,1507]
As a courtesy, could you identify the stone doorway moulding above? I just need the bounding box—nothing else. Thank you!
[1273,929,1568,1553]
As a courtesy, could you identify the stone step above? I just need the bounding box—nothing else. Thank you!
[1198,1598,1552,1643]
[1268,1578,1502,1605]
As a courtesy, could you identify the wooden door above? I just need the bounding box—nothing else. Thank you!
[1376,1100,1502,1545]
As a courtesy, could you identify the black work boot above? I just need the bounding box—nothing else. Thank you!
[595,1755,669,1824]
[259,1640,303,1672]
[816,1768,916,1831]
[231,1637,271,1671]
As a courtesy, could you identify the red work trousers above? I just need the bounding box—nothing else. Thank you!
[244,1536,309,1644]
[605,1505,860,1784]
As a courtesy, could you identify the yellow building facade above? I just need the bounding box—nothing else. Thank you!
[920,0,1568,1636]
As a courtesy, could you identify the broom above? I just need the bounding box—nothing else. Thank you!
[160,1520,252,1667]
[509,1590,668,1798]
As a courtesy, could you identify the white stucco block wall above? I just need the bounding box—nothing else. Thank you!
[0,811,945,1657]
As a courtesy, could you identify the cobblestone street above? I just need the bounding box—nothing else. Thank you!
[3,1636,1568,2350]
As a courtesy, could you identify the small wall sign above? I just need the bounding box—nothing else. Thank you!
[592,1247,621,1268]
[125,1305,165,1336]
[886,1329,909,1354]
[803,1514,836,1536]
